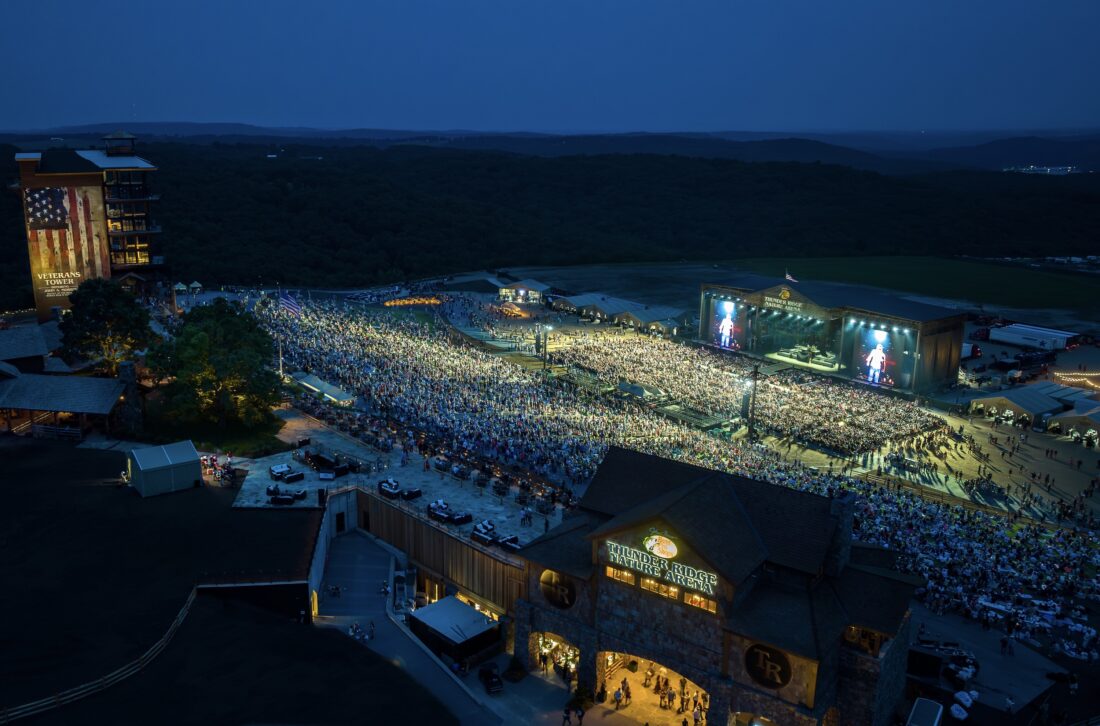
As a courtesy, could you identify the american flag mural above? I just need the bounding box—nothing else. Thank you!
[23,185,111,317]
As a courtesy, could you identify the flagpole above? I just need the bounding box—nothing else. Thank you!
[277,283,284,380]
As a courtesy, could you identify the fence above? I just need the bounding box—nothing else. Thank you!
[0,588,197,724]
[30,424,83,441]
[856,471,1062,532]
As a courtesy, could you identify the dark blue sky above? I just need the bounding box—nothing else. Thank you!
[3,0,1098,132]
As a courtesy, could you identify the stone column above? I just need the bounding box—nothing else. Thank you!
[708,682,734,726]
[513,603,534,671]
[585,648,603,700]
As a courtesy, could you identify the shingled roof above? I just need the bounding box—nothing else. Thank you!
[580,447,838,576]
[578,447,712,516]
[586,473,768,586]
[526,447,915,657]
[519,512,602,579]
[831,563,922,636]
[727,578,849,660]
[0,373,124,414]
[0,325,48,362]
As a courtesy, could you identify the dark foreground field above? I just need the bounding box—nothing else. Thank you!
[24,596,459,726]
[0,440,320,707]
[0,438,457,725]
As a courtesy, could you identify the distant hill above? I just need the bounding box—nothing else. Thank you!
[388,134,959,174]
[2,124,956,174]
[909,136,1100,172]
[3,140,1097,313]
[9,122,1100,173]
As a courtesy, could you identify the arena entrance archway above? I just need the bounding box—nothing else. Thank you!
[596,650,710,724]
[529,631,581,685]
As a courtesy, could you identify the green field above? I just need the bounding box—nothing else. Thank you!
[734,256,1098,317]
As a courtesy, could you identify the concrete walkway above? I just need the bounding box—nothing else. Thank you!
[316,532,500,726]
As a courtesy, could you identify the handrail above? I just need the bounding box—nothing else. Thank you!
[0,587,198,724]
[856,471,1064,532]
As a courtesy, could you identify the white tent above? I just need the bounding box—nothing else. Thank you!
[128,441,202,497]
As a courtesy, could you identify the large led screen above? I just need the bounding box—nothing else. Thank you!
[852,326,914,388]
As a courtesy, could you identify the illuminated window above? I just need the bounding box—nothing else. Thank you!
[606,566,635,586]
[684,592,717,613]
[640,577,679,600]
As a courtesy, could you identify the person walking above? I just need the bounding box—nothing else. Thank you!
[562,707,572,725]
[613,687,623,710]
[575,707,585,725]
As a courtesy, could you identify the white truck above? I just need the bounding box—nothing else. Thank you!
[989,324,1072,351]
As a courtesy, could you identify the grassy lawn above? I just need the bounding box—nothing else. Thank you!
[143,397,292,458]
[734,256,1098,315]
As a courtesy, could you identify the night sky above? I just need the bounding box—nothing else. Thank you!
[2,0,1098,132]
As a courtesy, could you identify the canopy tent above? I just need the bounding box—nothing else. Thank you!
[1028,381,1097,407]
[499,279,550,303]
[291,371,355,406]
[1051,402,1100,434]
[613,305,690,331]
[188,281,203,292]
[968,388,1063,420]
[128,440,202,498]
[646,318,682,335]
[173,282,188,292]
[407,596,500,662]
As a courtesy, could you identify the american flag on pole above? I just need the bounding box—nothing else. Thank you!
[785,270,798,283]
[279,291,302,316]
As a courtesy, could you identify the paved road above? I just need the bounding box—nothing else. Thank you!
[317,532,500,726]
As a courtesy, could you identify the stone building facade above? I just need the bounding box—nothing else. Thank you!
[516,447,919,726]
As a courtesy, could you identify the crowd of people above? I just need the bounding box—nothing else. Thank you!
[256,297,1099,661]
[549,332,945,454]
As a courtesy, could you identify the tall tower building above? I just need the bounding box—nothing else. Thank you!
[15,132,165,320]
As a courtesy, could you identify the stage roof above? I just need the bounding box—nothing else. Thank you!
[707,274,960,323]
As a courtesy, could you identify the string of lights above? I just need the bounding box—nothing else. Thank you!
[1053,371,1100,391]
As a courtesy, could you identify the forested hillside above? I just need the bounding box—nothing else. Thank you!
[2,141,1098,311]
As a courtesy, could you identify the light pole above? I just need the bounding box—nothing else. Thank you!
[748,363,760,441]
[543,326,553,371]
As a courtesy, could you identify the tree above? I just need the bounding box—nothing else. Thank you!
[60,278,153,375]
[148,297,279,427]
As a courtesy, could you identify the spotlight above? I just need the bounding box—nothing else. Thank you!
[892,326,898,332]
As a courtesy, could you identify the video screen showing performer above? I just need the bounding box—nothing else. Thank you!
[855,329,894,386]
[712,301,741,350]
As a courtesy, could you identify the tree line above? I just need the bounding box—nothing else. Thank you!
[2,140,1099,311]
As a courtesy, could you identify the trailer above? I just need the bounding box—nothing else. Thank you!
[989,325,1068,351]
